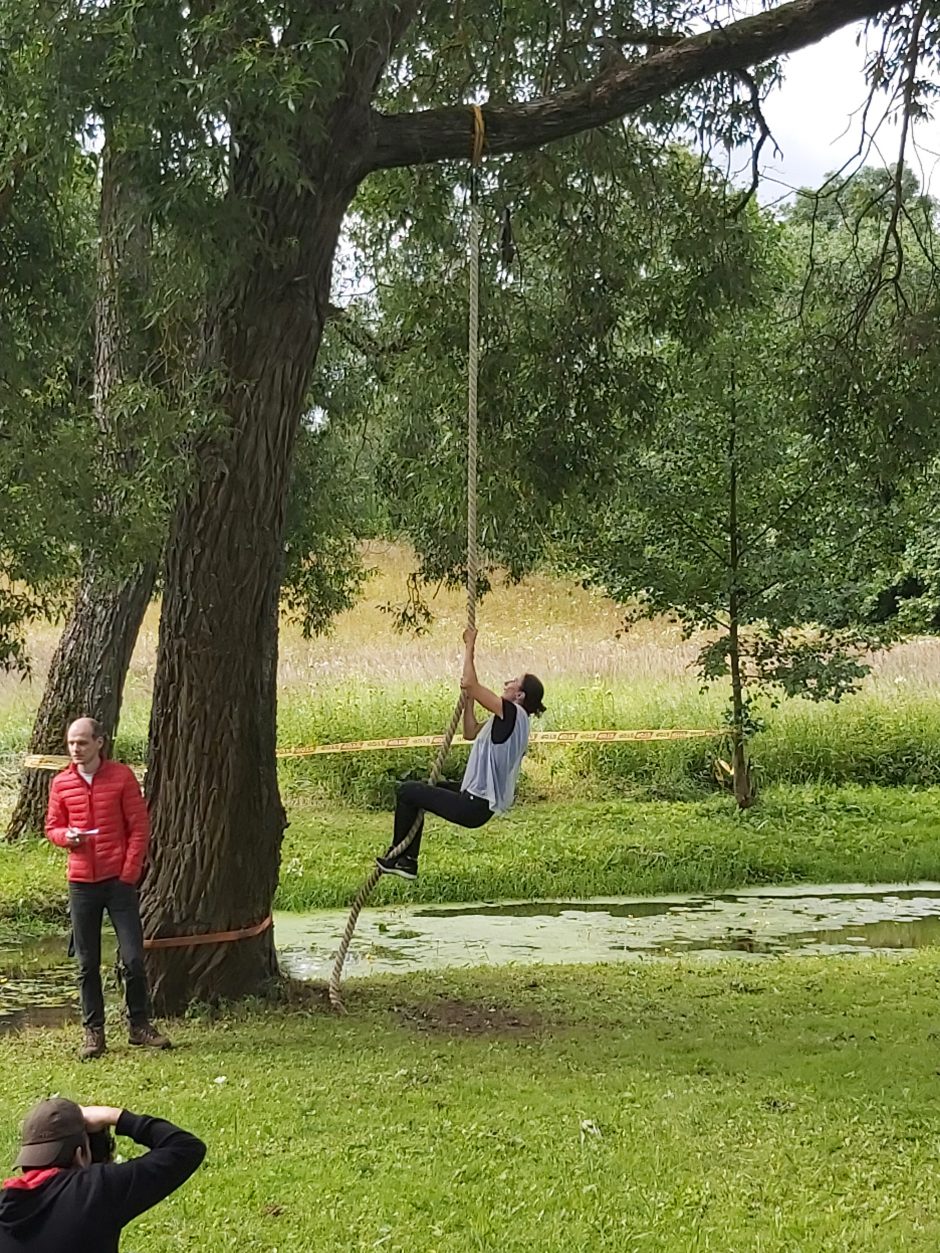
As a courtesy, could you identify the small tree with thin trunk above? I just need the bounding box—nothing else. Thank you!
[568,216,907,806]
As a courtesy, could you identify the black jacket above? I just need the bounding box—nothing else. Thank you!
[0,1111,205,1252]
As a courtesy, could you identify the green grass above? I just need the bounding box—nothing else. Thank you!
[7,684,935,811]
[2,957,940,1250]
[279,688,940,805]
[0,837,67,925]
[276,783,940,910]
[9,784,940,927]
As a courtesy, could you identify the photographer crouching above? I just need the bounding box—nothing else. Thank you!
[0,1098,205,1252]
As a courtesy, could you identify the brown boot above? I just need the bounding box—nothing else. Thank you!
[79,1027,106,1060]
[128,1021,172,1050]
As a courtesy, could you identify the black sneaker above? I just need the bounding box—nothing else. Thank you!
[376,854,418,880]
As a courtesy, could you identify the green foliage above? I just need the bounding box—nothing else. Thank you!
[0,0,378,656]
[340,147,940,758]
[377,0,783,158]
[340,146,767,596]
[564,206,914,739]
[280,422,369,637]
[785,161,936,231]
[781,164,940,644]
[0,64,96,666]
[278,314,415,636]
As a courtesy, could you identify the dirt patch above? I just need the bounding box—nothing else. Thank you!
[395,998,546,1037]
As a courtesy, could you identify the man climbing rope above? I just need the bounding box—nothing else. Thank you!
[376,628,545,880]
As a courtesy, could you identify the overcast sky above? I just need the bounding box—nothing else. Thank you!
[735,20,940,203]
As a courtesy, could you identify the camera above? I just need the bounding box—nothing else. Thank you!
[88,1129,115,1163]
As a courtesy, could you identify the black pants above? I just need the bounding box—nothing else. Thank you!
[68,878,150,1029]
[390,780,492,861]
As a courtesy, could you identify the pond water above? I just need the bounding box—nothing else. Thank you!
[274,881,940,980]
[0,932,94,1032]
[4,883,940,1029]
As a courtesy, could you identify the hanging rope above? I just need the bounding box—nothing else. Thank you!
[328,107,486,1012]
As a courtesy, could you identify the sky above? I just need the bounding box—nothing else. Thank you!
[735,20,940,203]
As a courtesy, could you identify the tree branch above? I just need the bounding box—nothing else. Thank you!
[324,302,408,381]
[731,68,783,213]
[853,0,928,327]
[363,0,900,173]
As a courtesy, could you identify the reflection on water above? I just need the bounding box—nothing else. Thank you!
[0,1004,78,1033]
[421,899,701,920]
[0,932,113,1033]
[5,885,940,1020]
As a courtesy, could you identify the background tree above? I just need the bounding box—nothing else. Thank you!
[565,206,934,806]
[2,0,231,831]
[0,2,96,669]
[786,162,940,637]
[6,132,165,838]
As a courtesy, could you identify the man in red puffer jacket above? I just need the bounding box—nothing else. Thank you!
[46,717,171,1060]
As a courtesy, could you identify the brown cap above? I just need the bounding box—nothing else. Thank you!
[14,1099,86,1169]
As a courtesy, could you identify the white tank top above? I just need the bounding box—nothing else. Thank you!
[460,703,530,814]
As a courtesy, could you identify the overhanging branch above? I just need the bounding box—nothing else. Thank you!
[363,0,901,173]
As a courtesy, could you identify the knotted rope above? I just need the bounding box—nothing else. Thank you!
[328,107,486,1011]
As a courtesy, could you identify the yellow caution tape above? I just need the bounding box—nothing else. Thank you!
[21,754,147,774]
[23,728,721,773]
[277,728,722,757]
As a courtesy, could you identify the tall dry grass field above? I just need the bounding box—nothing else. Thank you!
[5,542,940,711]
[2,543,940,806]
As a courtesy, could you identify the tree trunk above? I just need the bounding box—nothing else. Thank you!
[7,133,154,839]
[140,180,352,1013]
[728,599,754,808]
[727,365,755,810]
[6,564,156,838]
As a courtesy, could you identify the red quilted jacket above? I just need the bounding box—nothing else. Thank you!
[45,760,149,885]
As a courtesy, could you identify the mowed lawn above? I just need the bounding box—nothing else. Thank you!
[2,958,940,1251]
[3,546,940,1251]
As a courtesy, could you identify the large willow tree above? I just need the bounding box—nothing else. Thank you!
[42,0,913,1010]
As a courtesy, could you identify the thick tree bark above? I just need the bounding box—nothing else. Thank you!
[138,0,414,1012]
[365,0,901,171]
[6,564,156,838]
[6,135,153,839]
[140,176,353,1013]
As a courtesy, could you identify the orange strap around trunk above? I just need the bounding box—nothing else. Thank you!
[143,915,273,950]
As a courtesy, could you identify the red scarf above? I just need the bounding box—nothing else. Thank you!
[2,1168,64,1190]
